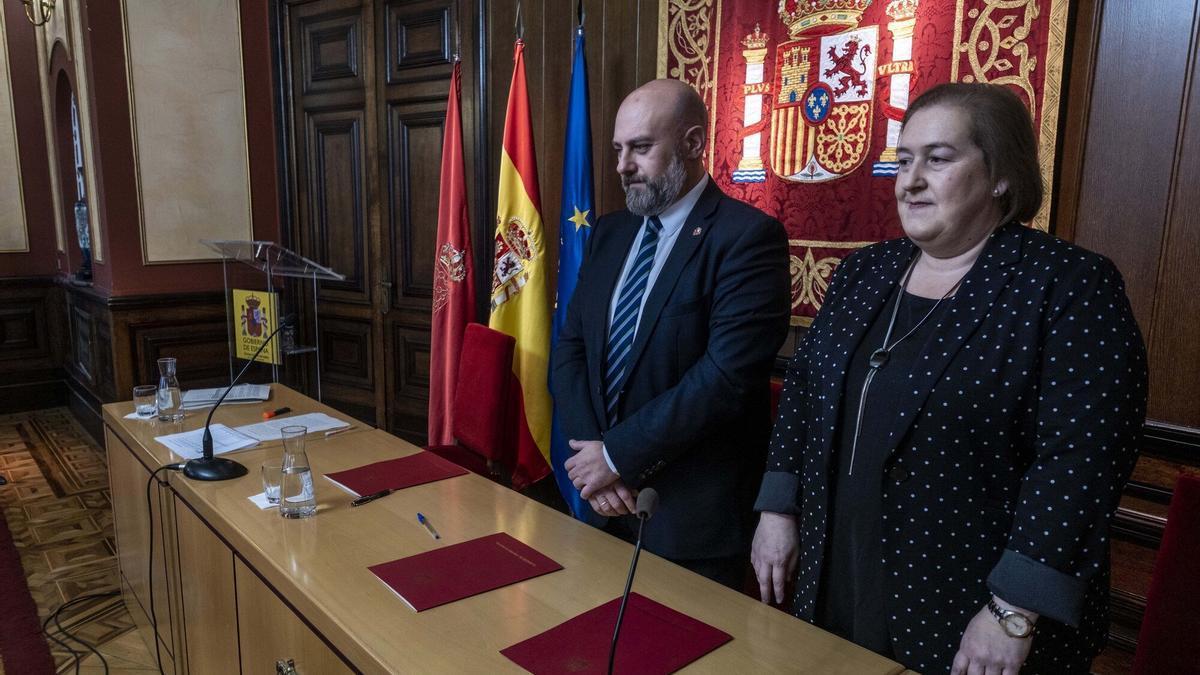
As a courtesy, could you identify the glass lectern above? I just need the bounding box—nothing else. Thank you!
[202,240,345,401]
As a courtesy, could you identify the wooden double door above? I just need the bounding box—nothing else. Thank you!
[279,0,483,443]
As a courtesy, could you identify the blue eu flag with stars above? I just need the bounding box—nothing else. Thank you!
[550,28,604,526]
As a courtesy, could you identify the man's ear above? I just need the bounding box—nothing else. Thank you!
[682,124,706,160]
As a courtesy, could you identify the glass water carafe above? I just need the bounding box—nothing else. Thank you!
[156,357,183,422]
[279,425,317,518]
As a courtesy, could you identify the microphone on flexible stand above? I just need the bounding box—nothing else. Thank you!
[183,314,296,481]
[607,487,659,675]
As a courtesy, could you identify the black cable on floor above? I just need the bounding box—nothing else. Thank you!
[145,464,181,675]
[41,611,82,675]
[46,590,120,674]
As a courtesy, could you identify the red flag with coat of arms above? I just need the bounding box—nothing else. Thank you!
[428,60,476,445]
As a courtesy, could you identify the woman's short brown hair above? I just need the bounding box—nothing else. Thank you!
[902,83,1043,224]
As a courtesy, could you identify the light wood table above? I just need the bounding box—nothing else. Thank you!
[104,384,909,674]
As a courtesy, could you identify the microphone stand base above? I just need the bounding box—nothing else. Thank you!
[182,456,249,481]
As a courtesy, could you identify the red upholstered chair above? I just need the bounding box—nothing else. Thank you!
[425,323,516,482]
[1132,472,1200,675]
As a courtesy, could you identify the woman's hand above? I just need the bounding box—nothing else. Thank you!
[751,512,799,604]
[951,602,1035,675]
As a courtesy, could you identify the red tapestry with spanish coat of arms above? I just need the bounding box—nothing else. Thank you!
[659,0,1068,324]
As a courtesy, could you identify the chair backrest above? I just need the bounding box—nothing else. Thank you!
[1132,472,1200,675]
[451,323,516,464]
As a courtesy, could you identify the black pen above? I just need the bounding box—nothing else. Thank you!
[350,488,395,507]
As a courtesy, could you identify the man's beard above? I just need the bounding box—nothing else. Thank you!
[622,152,688,216]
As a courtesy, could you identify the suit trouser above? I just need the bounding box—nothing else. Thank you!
[603,518,745,590]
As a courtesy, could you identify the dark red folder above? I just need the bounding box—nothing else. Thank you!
[369,532,562,611]
[500,592,732,674]
[323,451,468,497]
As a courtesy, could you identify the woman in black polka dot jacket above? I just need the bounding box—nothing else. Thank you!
[751,83,1148,674]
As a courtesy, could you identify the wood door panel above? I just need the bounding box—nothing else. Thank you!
[306,110,369,302]
[384,0,454,85]
[387,105,444,309]
[300,10,364,94]
[389,324,430,442]
[318,317,375,388]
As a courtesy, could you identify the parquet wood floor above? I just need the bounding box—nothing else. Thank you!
[0,408,153,674]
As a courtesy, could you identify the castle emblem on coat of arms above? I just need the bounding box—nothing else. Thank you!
[732,0,880,184]
[490,216,536,310]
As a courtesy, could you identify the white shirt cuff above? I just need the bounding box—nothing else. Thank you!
[601,444,619,475]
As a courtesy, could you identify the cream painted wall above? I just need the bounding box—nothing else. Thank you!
[121,0,253,263]
[0,2,30,253]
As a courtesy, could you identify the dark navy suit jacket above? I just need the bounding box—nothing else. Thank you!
[551,180,791,560]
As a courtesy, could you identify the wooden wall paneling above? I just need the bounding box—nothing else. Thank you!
[1145,6,1200,428]
[594,0,659,216]
[1069,0,1198,334]
[0,279,66,412]
[1050,0,1101,244]
[484,0,660,249]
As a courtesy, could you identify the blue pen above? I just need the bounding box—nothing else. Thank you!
[417,512,440,540]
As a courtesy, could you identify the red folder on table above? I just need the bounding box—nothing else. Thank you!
[324,452,468,497]
[500,592,732,674]
[369,532,562,611]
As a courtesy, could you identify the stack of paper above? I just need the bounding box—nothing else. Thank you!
[154,424,259,459]
[235,412,350,441]
[180,384,271,409]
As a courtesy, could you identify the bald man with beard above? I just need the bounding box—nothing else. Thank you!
[552,79,791,587]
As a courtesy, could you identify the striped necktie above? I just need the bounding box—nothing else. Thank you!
[605,216,663,424]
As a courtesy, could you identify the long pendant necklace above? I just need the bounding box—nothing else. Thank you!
[846,252,965,476]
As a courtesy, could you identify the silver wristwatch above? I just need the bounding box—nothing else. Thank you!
[987,598,1035,638]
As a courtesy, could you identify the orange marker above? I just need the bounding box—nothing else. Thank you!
[263,406,291,420]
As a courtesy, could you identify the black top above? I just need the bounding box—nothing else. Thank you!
[817,289,950,655]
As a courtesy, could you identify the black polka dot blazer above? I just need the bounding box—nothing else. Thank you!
[756,223,1148,673]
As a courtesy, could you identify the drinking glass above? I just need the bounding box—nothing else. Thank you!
[279,426,316,518]
[261,459,283,504]
[133,385,158,418]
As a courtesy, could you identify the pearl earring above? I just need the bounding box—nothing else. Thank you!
[992,188,1001,197]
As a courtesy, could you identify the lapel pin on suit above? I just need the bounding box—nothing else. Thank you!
[692,227,703,236]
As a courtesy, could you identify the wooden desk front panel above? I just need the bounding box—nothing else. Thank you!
[107,426,177,665]
[174,497,239,675]
[235,557,356,675]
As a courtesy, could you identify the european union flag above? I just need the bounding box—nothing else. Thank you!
[550,28,603,526]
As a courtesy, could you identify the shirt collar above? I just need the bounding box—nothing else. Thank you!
[647,174,708,237]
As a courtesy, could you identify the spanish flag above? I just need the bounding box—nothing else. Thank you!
[489,40,552,488]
